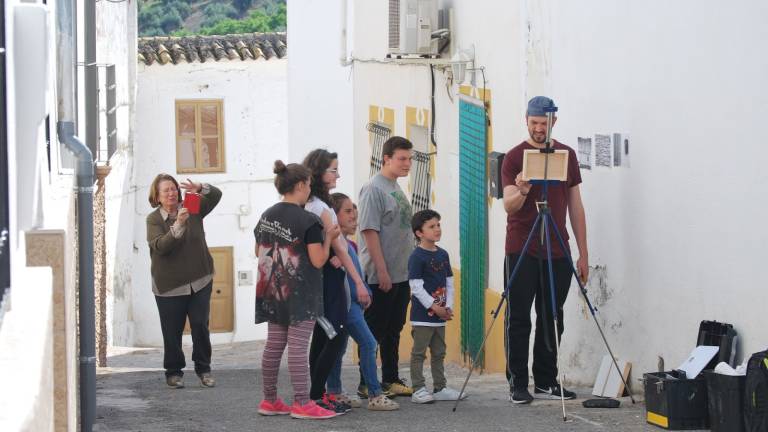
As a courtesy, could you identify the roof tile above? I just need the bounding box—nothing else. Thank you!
[137,32,287,65]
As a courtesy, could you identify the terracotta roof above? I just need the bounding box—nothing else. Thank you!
[137,32,287,65]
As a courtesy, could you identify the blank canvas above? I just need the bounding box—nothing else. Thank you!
[521,149,569,181]
[592,355,632,398]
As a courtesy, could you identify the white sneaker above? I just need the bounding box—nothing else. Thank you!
[432,387,468,401]
[411,387,435,404]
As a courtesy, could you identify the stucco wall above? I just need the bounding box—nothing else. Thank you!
[131,59,288,346]
[306,0,768,386]
[287,0,355,193]
[96,0,140,348]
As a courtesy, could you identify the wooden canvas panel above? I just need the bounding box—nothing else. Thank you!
[521,149,569,181]
[592,355,632,397]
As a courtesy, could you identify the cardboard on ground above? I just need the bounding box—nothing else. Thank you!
[592,355,632,398]
[521,149,569,181]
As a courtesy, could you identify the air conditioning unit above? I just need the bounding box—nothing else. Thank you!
[387,0,438,58]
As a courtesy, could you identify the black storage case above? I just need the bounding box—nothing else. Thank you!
[644,320,739,430]
[644,370,710,430]
[697,321,737,370]
[705,371,746,432]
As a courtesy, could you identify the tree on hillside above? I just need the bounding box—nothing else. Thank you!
[201,2,239,28]
[233,0,253,14]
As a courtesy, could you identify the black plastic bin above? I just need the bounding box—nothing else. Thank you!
[705,370,746,432]
[644,370,710,430]
[697,321,737,370]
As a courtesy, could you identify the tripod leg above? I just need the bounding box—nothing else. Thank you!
[542,215,567,421]
[452,293,506,412]
[453,213,544,412]
[545,212,636,404]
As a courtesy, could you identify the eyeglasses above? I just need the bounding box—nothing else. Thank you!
[325,168,340,175]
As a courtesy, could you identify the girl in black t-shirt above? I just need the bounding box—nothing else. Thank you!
[255,160,340,420]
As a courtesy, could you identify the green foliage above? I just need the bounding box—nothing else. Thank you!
[138,0,286,37]
[233,0,253,14]
[198,4,286,36]
[138,0,192,35]
[201,2,239,29]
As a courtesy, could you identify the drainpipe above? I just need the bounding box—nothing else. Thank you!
[56,0,96,430]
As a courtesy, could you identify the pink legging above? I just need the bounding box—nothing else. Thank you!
[261,320,314,405]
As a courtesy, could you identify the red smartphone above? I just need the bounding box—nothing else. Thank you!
[182,193,201,214]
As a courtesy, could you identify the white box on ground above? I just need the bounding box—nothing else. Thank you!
[592,355,631,397]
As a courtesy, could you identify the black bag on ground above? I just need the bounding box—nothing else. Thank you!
[745,349,768,432]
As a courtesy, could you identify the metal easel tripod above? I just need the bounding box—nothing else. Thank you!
[453,105,636,420]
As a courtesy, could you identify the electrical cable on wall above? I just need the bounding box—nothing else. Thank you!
[430,64,437,148]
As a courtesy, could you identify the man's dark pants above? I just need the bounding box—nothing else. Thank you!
[504,253,572,390]
[154,282,212,378]
[361,280,410,384]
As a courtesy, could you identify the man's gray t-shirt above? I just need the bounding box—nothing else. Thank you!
[358,174,414,284]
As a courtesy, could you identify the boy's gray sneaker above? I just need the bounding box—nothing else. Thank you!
[432,387,467,401]
[411,387,435,404]
[509,387,533,404]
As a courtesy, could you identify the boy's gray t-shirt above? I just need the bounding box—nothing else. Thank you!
[358,174,414,284]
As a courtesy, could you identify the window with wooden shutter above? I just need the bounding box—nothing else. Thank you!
[175,99,225,173]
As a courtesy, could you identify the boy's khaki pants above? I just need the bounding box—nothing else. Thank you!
[410,325,447,391]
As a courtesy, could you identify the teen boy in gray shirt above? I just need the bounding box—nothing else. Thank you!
[357,136,415,397]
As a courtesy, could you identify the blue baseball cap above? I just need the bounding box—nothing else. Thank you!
[527,96,558,116]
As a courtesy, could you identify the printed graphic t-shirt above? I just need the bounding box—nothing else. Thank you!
[254,202,324,326]
[358,174,414,284]
[408,246,453,325]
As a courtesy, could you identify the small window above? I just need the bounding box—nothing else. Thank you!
[175,99,225,173]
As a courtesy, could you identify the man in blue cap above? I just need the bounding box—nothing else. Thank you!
[500,96,589,404]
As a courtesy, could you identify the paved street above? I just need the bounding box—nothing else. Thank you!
[95,341,685,432]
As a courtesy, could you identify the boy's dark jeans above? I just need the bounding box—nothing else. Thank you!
[361,280,410,384]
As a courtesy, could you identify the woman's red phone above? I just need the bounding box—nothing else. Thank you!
[182,193,201,214]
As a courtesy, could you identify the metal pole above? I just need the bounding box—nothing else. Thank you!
[56,0,96,429]
[85,0,97,159]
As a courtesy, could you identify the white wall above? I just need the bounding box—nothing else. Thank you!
[342,0,768,385]
[131,60,288,346]
[96,0,140,348]
[287,0,355,194]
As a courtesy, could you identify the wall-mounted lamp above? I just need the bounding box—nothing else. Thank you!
[450,46,475,86]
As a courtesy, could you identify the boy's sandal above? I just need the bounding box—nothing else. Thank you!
[367,394,399,411]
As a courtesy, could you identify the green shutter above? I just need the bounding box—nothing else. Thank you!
[458,99,487,365]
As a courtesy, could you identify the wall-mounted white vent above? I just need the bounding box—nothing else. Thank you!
[387,0,438,57]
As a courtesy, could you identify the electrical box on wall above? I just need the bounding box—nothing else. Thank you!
[488,151,505,199]
[387,0,439,57]
[237,270,253,286]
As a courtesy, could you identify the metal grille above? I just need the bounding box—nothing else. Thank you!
[105,64,117,160]
[367,122,391,178]
[410,150,431,213]
[458,99,488,364]
[388,0,400,49]
[0,0,9,326]
[76,62,117,164]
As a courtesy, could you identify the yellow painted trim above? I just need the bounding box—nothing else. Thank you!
[482,288,507,373]
[646,412,669,428]
[405,106,434,203]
